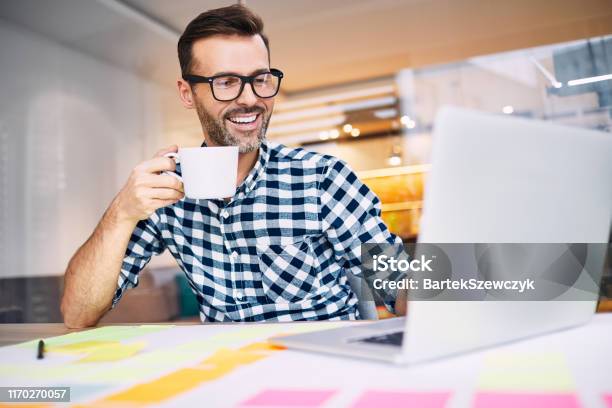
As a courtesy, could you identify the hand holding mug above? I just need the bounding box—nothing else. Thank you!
[112,145,185,223]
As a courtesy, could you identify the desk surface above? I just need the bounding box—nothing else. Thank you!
[1,316,611,408]
[0,322,202,347]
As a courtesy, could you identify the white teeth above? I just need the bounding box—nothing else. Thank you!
[229,115,257,124]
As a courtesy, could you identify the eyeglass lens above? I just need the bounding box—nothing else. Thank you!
[212,72,280,101]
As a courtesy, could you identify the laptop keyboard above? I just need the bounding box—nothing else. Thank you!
[357,331,404,346]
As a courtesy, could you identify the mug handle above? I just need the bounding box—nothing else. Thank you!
[162,152,183,182]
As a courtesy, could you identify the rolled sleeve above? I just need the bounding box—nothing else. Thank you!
[111,216,166,307]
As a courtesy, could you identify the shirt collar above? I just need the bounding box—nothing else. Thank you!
[238,140,269,196]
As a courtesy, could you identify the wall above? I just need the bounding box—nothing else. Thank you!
[0,18,166,279]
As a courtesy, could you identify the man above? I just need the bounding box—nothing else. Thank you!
[61,5,405,327]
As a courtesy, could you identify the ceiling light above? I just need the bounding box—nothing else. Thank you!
[373,108,398,119]
[567,73,612,87]
[530,57,563,89]
[388,155,402,166]
[275,85,395,112]
[329,129,340,138]
[400,115,416,128]
[319,131,329,140]
[343,124,353,133]
[350,128,361,137]
[268,115,346,136]
[272,96,397,124]
[502,105,514,114]
[387,145,402,166]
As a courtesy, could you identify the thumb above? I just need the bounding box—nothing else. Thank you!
[154,144,178,158]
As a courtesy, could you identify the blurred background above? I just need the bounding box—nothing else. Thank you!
[1,0,611,323]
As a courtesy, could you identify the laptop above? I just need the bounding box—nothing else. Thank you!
[270,106,612,364]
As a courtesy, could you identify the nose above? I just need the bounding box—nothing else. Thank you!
[235,82,259,106]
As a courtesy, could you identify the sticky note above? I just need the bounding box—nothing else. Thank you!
[0,363,88,381]
[240,389,337,407]
[49,340,121,355]
[473,392,580,408]
[351,390,450,408]
[603,394,612,408]
[203,348,267,367]
[17,325,173,349]
[478,352,574,392]
[77,342,146,363]
[96,341,276,404]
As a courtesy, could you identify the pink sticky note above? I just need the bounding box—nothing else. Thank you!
[240,389,336,407]
[473,392,581,408]
[603,394,612,408]
[351,390,451,408]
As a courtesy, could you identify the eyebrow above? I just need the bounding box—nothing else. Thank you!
[211,68,270,77]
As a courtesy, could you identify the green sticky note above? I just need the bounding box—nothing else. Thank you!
[17,325,174,349]
[0,363,88,381]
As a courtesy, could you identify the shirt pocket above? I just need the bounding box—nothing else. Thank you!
[256,238,322,303]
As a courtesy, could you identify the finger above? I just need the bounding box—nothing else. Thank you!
[153,198,182,209]
[138,174,184,192]
[138,157,176,174]
[148,188,184,200]
[154,144,178,158]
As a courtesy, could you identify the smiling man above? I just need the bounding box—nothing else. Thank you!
[61,5,404,327]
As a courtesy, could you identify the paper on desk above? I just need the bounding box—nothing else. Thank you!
[478,352,574,392]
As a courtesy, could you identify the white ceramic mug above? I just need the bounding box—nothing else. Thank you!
[164,146,239,199]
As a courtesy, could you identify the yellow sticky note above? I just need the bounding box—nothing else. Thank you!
[478,352,574,392]
[91,340,280,405]
[204,348,267,367]
[103,366,232,403]
[77,342,146,363]
[49,340,121,355]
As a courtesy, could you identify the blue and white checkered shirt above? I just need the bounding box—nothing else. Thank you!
[113,140,401,322]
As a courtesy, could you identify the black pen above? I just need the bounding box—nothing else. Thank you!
[37,339,45,359]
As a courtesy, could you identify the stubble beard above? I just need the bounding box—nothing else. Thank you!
[195,102,270,154]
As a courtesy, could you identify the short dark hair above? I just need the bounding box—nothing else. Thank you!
[177,4,270,76]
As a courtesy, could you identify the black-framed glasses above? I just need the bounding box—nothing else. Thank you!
[183,68,284,102]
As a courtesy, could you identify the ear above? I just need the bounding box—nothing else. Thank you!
[177,78,196,109]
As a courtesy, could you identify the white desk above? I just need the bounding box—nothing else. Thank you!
[0,315,611,407]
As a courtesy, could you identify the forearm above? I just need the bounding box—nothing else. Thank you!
[61,201,137,328]
[394,289,408,316]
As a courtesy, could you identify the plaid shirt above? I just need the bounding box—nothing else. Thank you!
[113,140,401,322]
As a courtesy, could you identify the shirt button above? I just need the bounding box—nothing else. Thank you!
[236,291,245,302]
[221,210,229,219]
[231,251,238,260]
